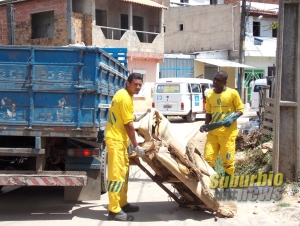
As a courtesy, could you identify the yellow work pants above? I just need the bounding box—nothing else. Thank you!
[204,133,236,175]
[106,137,129,213]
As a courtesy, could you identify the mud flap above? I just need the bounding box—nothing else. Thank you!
[64,169,101,201]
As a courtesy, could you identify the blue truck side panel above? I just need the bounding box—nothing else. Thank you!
[0,46,129,137]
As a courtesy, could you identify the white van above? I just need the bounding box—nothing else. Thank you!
[152,78,213,122]
[250,78,269,110]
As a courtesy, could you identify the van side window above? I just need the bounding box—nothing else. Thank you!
[156,84,180,93]
[190,83,200,93]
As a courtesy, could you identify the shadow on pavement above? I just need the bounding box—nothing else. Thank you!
[0,186,214,222]
[72,201,214,222]
[0,186,80,221]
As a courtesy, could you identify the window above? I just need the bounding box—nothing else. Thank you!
[96,10,108,38]
[156,84,180,93]
[179,24,183,31]
[72,0,83,13]
[133,15,144,42]
[121,14,128,38]
[272,28,277,37]
[121,14,144,41]
[96,10,107,26]
[253,21,260,37]
[31,11,54,39]
[190,84,200,93]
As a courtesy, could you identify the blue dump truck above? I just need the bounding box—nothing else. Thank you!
[0,46,129,200]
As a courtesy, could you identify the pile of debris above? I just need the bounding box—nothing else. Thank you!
[132,109,237,218]
[236,129,264,150]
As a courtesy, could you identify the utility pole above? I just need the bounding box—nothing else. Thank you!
[273,1,300,181]
[238,0,246,103]
[6,4,15,45]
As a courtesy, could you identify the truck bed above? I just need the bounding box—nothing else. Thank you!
[0,46,129,138]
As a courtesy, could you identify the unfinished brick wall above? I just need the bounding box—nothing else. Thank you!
[0,6,7,45]
[73,13,92,46]
[0,0,68,46]
[84,14,92,46]
[225,0,278,3]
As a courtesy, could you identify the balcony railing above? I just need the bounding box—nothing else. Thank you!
[97,26,160,43]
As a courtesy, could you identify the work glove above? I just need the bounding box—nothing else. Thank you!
[221,112,240,127]
[132,145,147,157]
[200,122,224,132]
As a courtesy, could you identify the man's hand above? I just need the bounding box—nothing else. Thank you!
[132,145,147,157]
[200,124,209,133]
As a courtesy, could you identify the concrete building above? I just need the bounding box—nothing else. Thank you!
[162,0,278,103]
[225,0,278,4]
[0,0,167,112]
[169,0,224,6]
[162,1,242,89]
[244,2,278,85]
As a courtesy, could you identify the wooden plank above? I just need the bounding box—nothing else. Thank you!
[265,105,274,112]
[262,128,273,136]
[266,98,274,105]
[165,178,182,183]
[264,112,274,120]
[263,120,274,128]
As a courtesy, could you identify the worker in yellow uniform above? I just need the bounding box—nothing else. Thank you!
[200,71,244,188]
[105,73,146,221]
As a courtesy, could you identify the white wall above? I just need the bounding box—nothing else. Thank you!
[245,56,276,77]
[164,3,240,54]
[246,16,277,38]
[196,50,228,59]
[170,0,224,6]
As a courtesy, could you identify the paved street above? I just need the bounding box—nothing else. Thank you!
[0,110,299,225]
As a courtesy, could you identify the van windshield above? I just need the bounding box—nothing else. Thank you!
[156,84,180,93]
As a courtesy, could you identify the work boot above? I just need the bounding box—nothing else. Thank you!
[107,210,134,221]
[122,203,139,213]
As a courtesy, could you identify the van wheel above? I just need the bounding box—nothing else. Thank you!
[186,111,196,122]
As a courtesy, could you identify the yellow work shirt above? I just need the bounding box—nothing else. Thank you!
[206,87,244,136]
[105,89,134,141]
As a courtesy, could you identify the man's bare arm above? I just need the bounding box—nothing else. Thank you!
[124,121,138,147]
[200,113,212,132]
[236,111,243,117]
[205,113,212,125]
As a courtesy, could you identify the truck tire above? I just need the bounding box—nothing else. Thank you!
[100,148,108,194]
[186,111,196,122]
